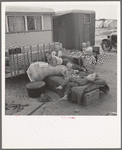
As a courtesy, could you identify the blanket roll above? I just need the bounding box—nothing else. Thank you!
[27,62,66,82]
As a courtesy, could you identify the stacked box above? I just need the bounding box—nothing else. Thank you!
[82,89,99,106]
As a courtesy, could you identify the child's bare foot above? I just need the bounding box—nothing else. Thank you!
[56,86,62,90]
[59,95,68,101]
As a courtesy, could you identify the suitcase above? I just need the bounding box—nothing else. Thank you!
[82,89,99,106]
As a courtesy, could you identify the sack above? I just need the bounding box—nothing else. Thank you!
[27,62,66,82]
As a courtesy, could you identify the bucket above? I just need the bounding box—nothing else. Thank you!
[26,81,45,98]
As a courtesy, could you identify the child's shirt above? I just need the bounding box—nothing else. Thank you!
[82,48,86,54]
[51,50,62,58]
[85,46,93,55]
[82,55,96,74]
[53,56,63,65]
[62,68,80,79]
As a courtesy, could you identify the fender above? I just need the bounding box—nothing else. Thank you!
[101,38,111,43]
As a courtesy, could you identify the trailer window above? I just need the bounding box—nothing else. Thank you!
[8,16,25,32]
[6,15,51,33]
[84,14,90,22]
[27,16,35,30]
[27,16,42,31]
[15,16,25,32]
[35,16,42,30]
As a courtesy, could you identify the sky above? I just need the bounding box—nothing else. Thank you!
[3,1,119,20]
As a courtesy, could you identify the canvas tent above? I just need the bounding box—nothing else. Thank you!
[95,20,104,28]
[104,19,117,28]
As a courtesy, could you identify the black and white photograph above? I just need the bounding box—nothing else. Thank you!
[2,1,121,148]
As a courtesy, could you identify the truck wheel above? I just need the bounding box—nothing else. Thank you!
[101,40,112,51]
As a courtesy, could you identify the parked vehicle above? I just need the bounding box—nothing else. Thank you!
[101,32,117,51]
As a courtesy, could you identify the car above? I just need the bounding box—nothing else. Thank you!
[101,32,117,52]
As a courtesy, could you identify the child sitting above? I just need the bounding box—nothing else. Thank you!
[45,51,62,66]
[51,45,63,58]
[62,62,80,79]
[56,62,97,101]
[81,45,97,81]
[81,42,87,54]
[86,41,93,53]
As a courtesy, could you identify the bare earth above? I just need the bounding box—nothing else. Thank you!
[5,28,117,115]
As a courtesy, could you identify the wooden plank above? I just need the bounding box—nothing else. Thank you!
[39,45,43,61]
[22,47,26,74]
[40,48,43,61]
[43,44,45,61]
[27,51,29,67]
[28,102,46,115]
[30,45,33,63]
[5,69,25,78]
[16,54,19,76]
[37,44,39,61]
[49,43,51,51]
[53,42,55,50]
[12,54,16,77]
[9,55,13,78]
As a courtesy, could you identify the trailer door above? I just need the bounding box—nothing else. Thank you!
[83,24,90,42]
[58,28,66,48]
[83,13,90,42]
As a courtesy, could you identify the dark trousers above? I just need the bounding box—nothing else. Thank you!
[61,77,91,96]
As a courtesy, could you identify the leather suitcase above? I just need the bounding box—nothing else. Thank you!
[82,89,99,106]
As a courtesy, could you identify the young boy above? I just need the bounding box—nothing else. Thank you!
[56,62,96,101]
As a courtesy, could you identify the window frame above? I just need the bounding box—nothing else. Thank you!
[7,16,26,33]
[26,16,36,31]
[6,16,9,33]
[6,15,46,34]
[84,13,91,24]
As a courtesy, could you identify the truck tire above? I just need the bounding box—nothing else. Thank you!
[101,40,112,51]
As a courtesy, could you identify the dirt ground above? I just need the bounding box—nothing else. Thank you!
[5,27,117,115]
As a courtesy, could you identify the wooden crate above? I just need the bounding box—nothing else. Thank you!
[82,89,99,106]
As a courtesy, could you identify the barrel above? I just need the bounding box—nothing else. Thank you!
[26,81,45,98]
